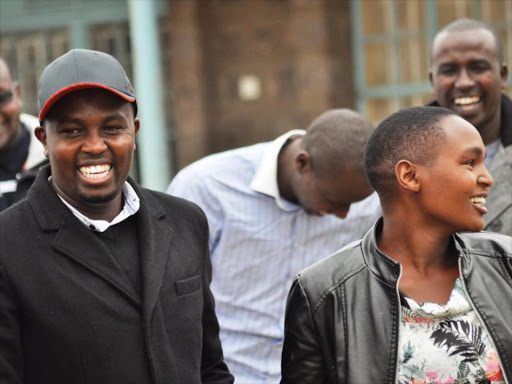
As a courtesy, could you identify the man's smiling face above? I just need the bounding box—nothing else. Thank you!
[429,28,507,142]
[0,59,22,151]
[36,88,139,217]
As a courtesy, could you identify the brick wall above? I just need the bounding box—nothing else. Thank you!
[167,0,354,169]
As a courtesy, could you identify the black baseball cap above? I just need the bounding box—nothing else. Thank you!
[38,49,137,122]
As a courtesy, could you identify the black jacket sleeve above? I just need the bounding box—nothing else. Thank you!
[281,276,332,384]
[0,262,23,384]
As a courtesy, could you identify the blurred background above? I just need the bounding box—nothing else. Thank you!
[1,0,511,189]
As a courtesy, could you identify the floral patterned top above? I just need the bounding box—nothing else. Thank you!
[396,278,505,384]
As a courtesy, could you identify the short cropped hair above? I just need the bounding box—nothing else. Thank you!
[432,18,503,63]
[302,109,374,177]
[364,106,456,203]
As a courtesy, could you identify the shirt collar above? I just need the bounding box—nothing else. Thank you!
[249,129,305,211]
[56,181,140,232]
[484,138,501,168]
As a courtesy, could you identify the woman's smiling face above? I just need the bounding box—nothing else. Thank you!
[416,115,493,233]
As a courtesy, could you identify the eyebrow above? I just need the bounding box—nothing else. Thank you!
[58,114,126,125]
[58,117,83,125]
[463,147,486,158]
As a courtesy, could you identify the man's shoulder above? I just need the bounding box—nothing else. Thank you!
[141,187,209,226]
[0,198,35,247]
[168,142,268,197]
[174,142,267,179]
[0,196,32,222]
[143,187,203,212]
[456,231,512,257]
[501,94,512,147]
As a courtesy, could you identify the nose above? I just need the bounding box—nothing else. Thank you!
[478,165,494,188]
[81,132,107,155]
[455,68,475,90]
[333,205,350,219]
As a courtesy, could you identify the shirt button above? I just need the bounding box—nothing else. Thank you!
[489,220,503,232]
[16,173,22,180]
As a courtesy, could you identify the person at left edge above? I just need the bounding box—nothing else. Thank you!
[0,57,47,212]
[0,49,233,384]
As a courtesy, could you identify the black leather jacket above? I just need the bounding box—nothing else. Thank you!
[281,219,512,383]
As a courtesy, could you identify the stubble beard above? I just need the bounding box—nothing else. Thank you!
[74,174,121,205]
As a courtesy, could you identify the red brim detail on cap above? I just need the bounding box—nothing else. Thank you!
[39,82,136,121]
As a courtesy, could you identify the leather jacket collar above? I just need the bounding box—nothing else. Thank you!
[360,217,475,286]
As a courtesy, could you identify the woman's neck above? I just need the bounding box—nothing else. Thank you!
[377,213,459,304]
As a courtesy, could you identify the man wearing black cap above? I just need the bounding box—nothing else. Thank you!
[0,49,233,384]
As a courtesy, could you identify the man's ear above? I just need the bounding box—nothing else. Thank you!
[134,118,140,134]
[14,82,22,109]
[34,126,49,158]
[429,70,434,87]
[500,64,508,88]
[395,160,421,193]
[295,151,311,175]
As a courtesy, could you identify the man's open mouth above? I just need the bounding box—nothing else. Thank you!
[453,96,480,106]
[78,164,112,180]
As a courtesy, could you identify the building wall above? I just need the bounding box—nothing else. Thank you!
[351,0,512,125]
[2,0,510,174]
[167,0,354,169]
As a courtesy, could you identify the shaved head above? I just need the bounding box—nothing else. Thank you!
[0,59,11,79]
[431,18,503,64]
[302,108,374,177]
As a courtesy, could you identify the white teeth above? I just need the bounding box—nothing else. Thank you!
[469,196,486,206]
[454,96,480,105]
[79,164,111,179]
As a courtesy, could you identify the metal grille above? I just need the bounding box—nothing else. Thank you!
[0,29,69,116]
[351,0,512,125]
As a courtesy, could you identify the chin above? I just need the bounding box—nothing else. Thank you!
[76,188,120,205]
[457,220,485,233]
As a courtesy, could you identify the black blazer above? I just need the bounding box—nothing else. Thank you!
[0,166,233,384]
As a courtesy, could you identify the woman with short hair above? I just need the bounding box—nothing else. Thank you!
[281,106,512,383]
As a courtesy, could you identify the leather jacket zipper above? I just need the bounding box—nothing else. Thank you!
[458,258,510,384]
[393,265,403,384]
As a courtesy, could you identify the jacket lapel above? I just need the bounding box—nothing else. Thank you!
[484,144,512,227]
[133,186,174,325]
[28,165,141,306]
[28,167,175,320]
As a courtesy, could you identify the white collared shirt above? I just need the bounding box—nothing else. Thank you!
[250,129,305,211]
[168,131,381,382]
[56,181,140,232]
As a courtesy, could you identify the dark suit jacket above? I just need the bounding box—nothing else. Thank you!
[0,166,233,384]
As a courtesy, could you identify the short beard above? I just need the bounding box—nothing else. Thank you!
[74,185,120,205]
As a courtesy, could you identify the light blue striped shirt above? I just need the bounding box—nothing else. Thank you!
[168,130,381,383]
